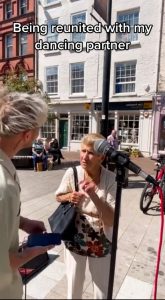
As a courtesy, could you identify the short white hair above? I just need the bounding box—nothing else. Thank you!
[0,89,48,136]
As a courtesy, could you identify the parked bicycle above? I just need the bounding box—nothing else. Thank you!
[140,155,165,213]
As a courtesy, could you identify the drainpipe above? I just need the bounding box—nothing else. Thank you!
[156,0,164,93]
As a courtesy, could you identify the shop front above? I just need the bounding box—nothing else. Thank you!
[94,100,153,157]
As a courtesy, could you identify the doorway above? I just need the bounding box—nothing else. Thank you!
[59,120,68,148]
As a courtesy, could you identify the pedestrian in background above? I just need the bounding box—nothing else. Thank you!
[0,89,53,299]
[55,133,116,299]
[32,138,48,171]
[107,129,120,150]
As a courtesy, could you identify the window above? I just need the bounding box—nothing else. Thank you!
[45,0,59,5]
[5,34,13,58]
[46,66,58,94]
[20,0,27,15]
[118,114,139,144]
[71,12,86,42]
[70,63,84,94]
[117,11,139,42]
[46,19,58,42]
[115,62,136,93]
[71,115,89,140]
[19,32,27,56]
[5,2,12,19]
[41,114,56,138]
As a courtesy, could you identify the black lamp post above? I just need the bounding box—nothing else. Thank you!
[100,0,112,138]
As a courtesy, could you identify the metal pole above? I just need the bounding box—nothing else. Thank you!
[100,0,112,138]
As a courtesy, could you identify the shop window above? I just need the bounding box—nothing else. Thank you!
[118,114,139,144]
[41,114,56,138]
[71,115,89,140]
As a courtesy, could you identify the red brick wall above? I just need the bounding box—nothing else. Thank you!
[0,0,35,79]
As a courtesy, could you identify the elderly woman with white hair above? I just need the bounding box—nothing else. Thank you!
[0,89,53,299]
[55,133,116,299]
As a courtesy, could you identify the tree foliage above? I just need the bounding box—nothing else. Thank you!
[4,69,37,93]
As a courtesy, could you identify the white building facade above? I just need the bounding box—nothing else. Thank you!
[37,0,162,156]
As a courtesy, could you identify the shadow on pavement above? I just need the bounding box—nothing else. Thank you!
[143,203,162,216]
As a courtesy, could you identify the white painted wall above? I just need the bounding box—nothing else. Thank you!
[37,0,162,156]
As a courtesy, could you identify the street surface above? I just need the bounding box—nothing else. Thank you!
[17,158,165,299]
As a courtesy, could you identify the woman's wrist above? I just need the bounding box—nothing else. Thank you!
[69,193,72,202]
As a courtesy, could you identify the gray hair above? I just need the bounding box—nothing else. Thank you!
[0,89,48,136]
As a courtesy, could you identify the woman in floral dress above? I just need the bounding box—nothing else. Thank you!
[55,133,116,299]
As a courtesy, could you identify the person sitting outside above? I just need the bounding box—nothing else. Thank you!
[32,138,47,171]
[49,138,64,165]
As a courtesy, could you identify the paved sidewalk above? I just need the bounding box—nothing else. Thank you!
[18,153,164,299]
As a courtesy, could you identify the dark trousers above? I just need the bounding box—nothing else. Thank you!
[32,155,48,170]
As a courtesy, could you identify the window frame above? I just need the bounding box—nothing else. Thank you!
[45,66,59,95]
[5,2,12,19]
[71,114,89,141]
[115,61,136,94]
[19,0,27,15]
[5,33,13,58]
[46,18,59,43]
[41,114,56,139]
[19,32,28,56]
[44,0,61,7]
[116,10,139,43]
[70,62,85,94]
[118,114,139,145]
[71,11,86,43]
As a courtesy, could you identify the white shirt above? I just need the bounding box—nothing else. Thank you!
[55,165,116,241]
[0,149,22,299]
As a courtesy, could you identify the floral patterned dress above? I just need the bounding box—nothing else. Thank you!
[65,213,112,257]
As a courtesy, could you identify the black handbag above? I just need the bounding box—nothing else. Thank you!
[48,166,78,241]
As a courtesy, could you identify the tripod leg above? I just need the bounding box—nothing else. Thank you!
[107,166,125,299]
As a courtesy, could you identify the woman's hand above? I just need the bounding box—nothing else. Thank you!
[70,191,85,205]
[80,180,96,196]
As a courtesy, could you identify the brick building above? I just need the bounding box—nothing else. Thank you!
[0,0,35,81]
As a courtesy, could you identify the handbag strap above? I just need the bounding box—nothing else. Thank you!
[72,166,78,192]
